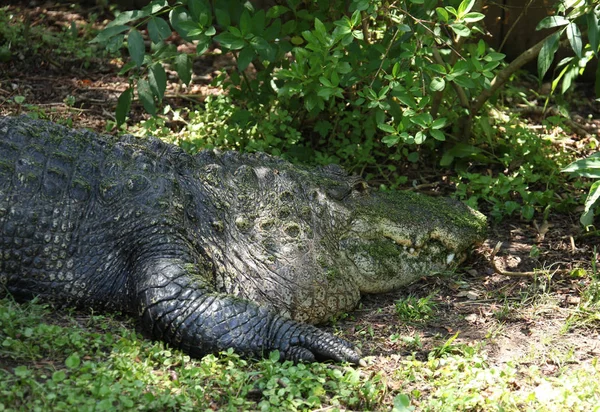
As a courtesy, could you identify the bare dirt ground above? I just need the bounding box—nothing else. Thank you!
[1,0,600,389]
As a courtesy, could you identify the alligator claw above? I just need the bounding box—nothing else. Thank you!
[271,318,362,365]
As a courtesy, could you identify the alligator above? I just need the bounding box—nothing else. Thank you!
[0,116,486,363]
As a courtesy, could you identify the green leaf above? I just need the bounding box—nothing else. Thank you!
[588,13,599,55]
[214,8,230,27]
[436,7,449,22]
[566,22,582,59]
[264,18,281,41]
[414,131,426,144]
[65,353,81,369]
[462,12,484,23]
[393,394,413,412]
[175,54,192,85]
[430,77,445,91]
[266,5,290,19]
[214,32,245,50]
[319,76,333,87]
[330,71,340,87]
[431,117,446,129]
[149,63,167,103]
[430,129,446,141]
[252,10,266,36]
[106,34,125,54]
[106,10,148,28]
[449,23,470,37]
[249,35,268,51]
[196,36,211,55]
[317,87,339,100]
[148,17,172,44]
[237,47,255,71]
[14,366,30,377]
[440,151,454,166]
[138,78,156,115]
[314,120,332,137]
[382,135,400,147]
[350,10,361,27]
[188,0,211,26]
[314,18,327,38]
[428,64,447,74]
[90,25,129,44]
[581,181,600,227]
[118,61,137,76]
[484,52,506,61]
[127,29,145,68]
[445,6,458,18]
[240,9,251,36]
[394,92,416,109]
[537,32,560,80]
[52,370,66,382]
[143,0,169,14]
[410,113,432,128]
[561,65,578,94]
[562,155,600,178]
[170,7,199,41]
[304,94,323,112]
[457,0,475,17]
[407,151,419,162]
[521,205,535,220]
[536,16,569,30]
[377,123,397,133]
[116,88,133,126]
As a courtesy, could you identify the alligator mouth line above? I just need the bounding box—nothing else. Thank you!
[382,233,456,265]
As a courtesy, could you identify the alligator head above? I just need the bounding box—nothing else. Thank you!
[190,151,487,324]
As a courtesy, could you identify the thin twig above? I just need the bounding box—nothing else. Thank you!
[488,241,571,277]
[499,0,535,52]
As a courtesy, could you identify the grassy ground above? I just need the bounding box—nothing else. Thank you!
[1,2,600,411]
[2,282,600,411]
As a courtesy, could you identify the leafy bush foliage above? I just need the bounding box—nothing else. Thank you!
[92,0,493,166]
[92,0,600,221]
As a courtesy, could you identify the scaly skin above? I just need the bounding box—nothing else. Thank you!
[0,116,486,363]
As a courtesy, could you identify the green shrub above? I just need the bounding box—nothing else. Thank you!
[92,0,599,220]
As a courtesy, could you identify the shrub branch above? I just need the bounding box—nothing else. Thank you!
[472,30,562,115]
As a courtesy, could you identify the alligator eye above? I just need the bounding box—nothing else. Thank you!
[352,179,369,196]
[326,185,351,200]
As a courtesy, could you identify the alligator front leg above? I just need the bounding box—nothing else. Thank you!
[134,258,361,363]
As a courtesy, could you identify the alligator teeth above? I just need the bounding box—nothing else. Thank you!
[446,253,455,265]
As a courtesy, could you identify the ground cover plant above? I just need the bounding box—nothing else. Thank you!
[1,0,600,410]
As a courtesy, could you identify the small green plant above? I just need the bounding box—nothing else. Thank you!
[535,2,600,96]
[562,152,600,227]
[391,333,423,351]
[0,6,104,66]
[429,332,474,359]
[394,293,438,323]
[452,120,575,221]
[392,393,415,412]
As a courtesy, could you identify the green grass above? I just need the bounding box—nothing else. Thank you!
[2,290,600,411]
[394,293,438,323]
[0,297,387,411]
[396,351,600,411]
